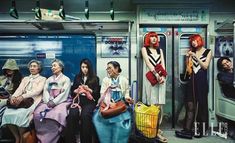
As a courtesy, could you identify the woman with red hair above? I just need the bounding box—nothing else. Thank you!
[175,34,212,139]
[141,31,167,142]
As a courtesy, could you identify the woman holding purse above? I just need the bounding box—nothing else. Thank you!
[1,60,46,143]
[92,61,133,143]
[141,31,167,142]
[64,58,100,143]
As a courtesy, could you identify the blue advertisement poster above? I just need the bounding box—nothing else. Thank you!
[0,34,96,80]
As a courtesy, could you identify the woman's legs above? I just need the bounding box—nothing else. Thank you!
[80,104,96,143]
[64,107,80,143]
[157,105,167,142]
[184,102,195,131]
[175,101,195,139]
[195,100,208,137]
[7,124,20,143]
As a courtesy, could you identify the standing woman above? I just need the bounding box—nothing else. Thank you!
[1,60,46,143]
[141,32,167,142]
[64,58,100,143]
[0,59,22,106]
[175,34,212,138]
[92,61,133,143]
[34,59,71,143]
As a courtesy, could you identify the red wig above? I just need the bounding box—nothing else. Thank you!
[189,34,204,49]
[144,32,159,48]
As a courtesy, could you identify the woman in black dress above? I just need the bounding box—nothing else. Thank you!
[175,34,212,139]
[64,58,100,143]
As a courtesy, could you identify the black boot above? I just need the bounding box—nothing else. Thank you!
[175,129,193,139]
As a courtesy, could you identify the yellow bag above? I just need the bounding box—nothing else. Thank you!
[135,102,160,138]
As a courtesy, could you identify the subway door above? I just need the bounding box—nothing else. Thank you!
[173,27,207,128]
[139,27,173,128]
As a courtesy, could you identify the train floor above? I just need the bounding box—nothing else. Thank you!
[0,128,234,143]
[158,129,234,143]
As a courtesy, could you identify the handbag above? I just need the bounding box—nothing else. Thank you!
[98,86,127,118]
[7,97,34,109]
[22,129,37,143]
[146,71,158,86]
[145,64,167,86]
[155,64,167,77]
[100,100,127,118]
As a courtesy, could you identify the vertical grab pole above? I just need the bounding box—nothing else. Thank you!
[233,21,235,87]
[128,21,132,86]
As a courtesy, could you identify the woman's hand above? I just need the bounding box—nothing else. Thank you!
[82,85,93,93]
[188,51,198,60]
[154,72,161,82]
[15,96,24,105]
[125,97,134,104]
[158,77,165,84]
[10,96,23,106]
[9,97,17,105]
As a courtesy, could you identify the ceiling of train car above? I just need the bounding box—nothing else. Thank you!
[0,0,135,12]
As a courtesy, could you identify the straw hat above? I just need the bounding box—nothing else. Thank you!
[2,59,19,70]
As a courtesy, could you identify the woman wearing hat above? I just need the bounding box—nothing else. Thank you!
[1,60,46,143]
[0,59,22,100]
[0,59,22,112]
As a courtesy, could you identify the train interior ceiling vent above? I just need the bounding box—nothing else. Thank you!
[214,19,234,33]
[0,20,132,32]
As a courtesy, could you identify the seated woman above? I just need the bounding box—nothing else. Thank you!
[217,57,235,99]
[34,59,71,143]
[92,61,133,143]
[0,59,22,106]
[64,58,100,143]
[1,60,46,143]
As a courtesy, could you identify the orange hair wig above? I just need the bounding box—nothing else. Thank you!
[144,32,159,48]
[189,34,204,48]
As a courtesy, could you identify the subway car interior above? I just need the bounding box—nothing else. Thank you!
[0,0,235,143]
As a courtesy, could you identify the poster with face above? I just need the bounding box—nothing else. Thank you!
[214,36,233,57]
[101,36,128,58]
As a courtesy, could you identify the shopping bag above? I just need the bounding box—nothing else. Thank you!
[135,102,160,138]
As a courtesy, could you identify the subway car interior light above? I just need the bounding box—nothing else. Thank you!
[0,0,235,143]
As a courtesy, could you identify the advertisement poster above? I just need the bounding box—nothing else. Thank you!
[101,36,128,58]
[214,36,233,58]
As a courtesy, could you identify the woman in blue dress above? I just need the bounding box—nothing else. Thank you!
[92,61,133,143]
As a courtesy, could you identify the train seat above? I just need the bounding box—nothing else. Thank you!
[215,77,235,122]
